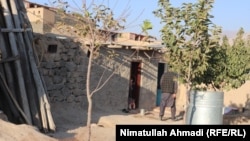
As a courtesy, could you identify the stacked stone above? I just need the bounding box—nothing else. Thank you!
[35,35,88,103]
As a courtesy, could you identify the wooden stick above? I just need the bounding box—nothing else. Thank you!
[15,0,56,132]
[0,69,21,123]
[1,0,32,125]
[9,0,43,128]
[0,28,32,32]
[0,71,30,124]
[0,55,20,63]
[0,15,20,122]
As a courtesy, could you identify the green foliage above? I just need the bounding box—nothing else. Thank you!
[222,28,250,90]
[154,0,250,91]
[141,19,153,35]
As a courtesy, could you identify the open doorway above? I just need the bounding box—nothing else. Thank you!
[156,63,165,106]
[128,61,141,109]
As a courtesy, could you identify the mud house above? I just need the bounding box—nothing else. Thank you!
[23,0,56,33]
[25,1,250,113]
[33,32,168,111]
[23,0,172,111]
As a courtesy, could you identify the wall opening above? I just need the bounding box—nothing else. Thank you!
[47,44,57,53]
[156,62,165,106]
[128,61,141,109]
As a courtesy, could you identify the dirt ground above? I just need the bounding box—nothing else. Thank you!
[0,118,115,141]
[1,102,250,141]
[0,101,184,141]
[0,102,117,141]
[0,102,141,141]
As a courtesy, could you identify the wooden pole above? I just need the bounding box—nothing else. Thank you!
[9,0,41,128]
[0,35,22,123]
[0,1,17,112]
[0,71,30,124]
[0,0,32,125]
[0,28,32,32]
[15,0,56,132]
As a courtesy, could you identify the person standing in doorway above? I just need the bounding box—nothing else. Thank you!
[159,68,178,121]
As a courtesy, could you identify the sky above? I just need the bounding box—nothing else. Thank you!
[28,0,250,40]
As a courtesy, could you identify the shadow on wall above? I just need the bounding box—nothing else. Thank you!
[34,33,161,138]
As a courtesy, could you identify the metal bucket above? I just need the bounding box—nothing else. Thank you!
[185,90,224,125]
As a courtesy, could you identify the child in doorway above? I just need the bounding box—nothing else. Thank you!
[128,77,136,110]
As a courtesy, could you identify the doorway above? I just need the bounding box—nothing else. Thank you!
[156,63,165,106]
[128,61,141,109]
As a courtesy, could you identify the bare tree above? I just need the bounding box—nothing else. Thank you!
[26,0,152,139]
[51,1,135,140]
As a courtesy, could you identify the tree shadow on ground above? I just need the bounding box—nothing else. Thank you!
[223,97,250,125]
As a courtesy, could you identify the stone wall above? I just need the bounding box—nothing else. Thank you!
[34,34,88,104]
[33,33,250,114]
[34,33,160,111]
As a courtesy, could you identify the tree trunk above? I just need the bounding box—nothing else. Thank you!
[86,45,94,141]
[87,95,92,141]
